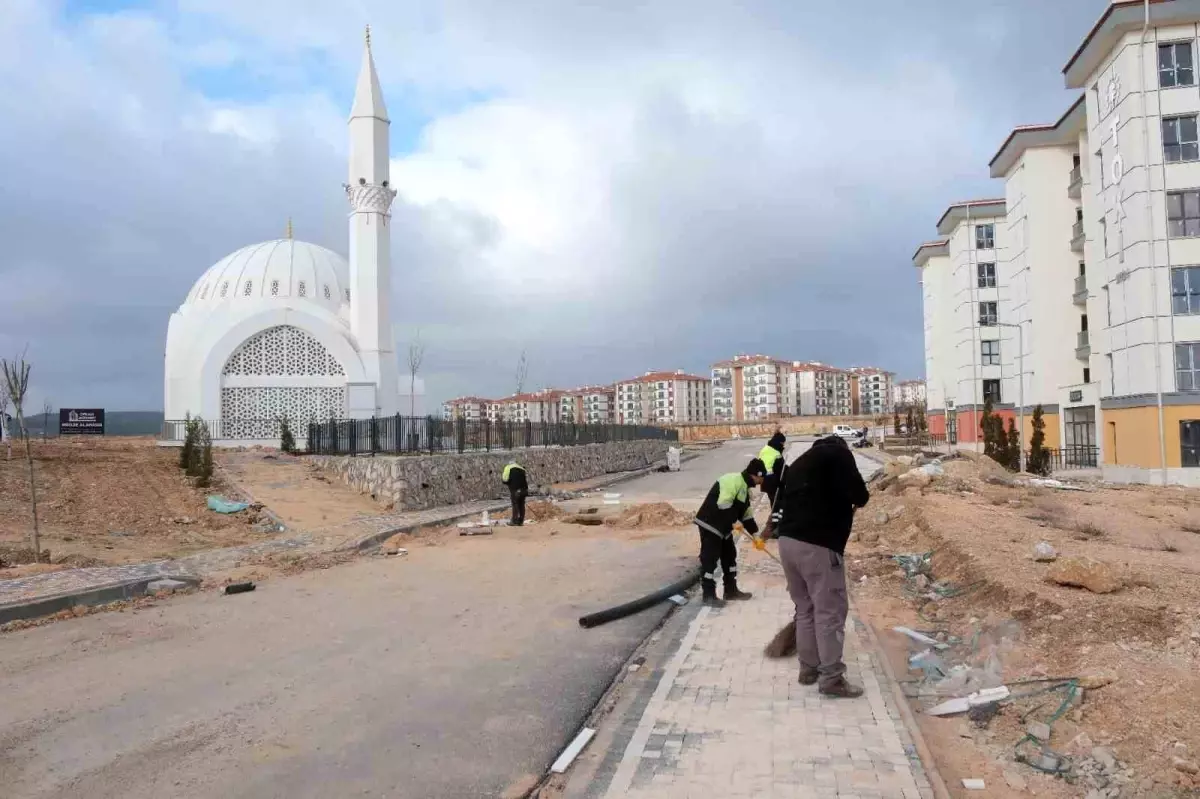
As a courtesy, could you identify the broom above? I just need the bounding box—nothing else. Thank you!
[764,619,796,658]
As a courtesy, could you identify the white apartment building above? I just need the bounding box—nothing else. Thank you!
[494,389,563,424]
[791,362,854,416]
[616,370,711,425]
[892,380,928,408]
[911,0,1200,484]
[560,386,615,425]
[914,199,1008,447]
[848,367,894,415]
[710,355,792,420]
[441,396,488,421]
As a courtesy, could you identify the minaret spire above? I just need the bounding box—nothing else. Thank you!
[345,28,398,417]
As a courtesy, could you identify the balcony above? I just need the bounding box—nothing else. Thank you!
[1076,329,1091,360]
[1070,220,1085,253]
[1073,273,1088,306]
[1068,165,1082,199]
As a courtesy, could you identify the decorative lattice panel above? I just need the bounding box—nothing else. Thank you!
[220,386,346,438]
[222,325,346,377]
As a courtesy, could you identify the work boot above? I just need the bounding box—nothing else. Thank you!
[723,583,752,601]
[701,581,726,608]
[797,667,819,686]
[819,677,864,699]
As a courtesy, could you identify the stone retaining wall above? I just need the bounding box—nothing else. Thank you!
[311,441,670,511]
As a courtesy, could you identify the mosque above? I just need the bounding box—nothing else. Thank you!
[163,32,413,441]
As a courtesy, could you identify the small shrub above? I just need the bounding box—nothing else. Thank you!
[1073,520,1106,539]
[179,413,201,471]
[194,425,214,488]
[278,416,297,455]
[1027,404,1050,476]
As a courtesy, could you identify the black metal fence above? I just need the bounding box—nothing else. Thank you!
[1043,445,1098,470]
[307,416,679,456]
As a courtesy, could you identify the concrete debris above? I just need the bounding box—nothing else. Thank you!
[1003,769,1028,791]
[925,686,1010,716]
[1045,557,1124,594]
[146,578,190,594]
[961,778,986,790]
[550,727,596,774]
[1028,477,1087,491]
[1032,541,1059,562]
[380,546,408,556]
[1173,757,1200,775]
[1026,720,1051,741]
[1092,747,1118,772]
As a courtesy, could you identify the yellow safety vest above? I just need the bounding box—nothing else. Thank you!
[758,444,780,474]
[502,463,523,481]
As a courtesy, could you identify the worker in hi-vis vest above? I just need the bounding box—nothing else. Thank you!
[758,430,787,508]
[693,458,767,606]
[501,462,528,527]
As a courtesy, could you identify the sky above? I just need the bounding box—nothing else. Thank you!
[0,0,1111,411]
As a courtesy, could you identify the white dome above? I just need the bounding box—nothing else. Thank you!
[183,239,350,314]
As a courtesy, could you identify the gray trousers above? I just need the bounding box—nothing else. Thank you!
[778,537,848,687]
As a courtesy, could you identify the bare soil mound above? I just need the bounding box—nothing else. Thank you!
[603,502,694,529]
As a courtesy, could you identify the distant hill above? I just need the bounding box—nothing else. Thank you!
[15,411,164,437]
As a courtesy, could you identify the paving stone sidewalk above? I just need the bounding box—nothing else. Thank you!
[595,565,936,799]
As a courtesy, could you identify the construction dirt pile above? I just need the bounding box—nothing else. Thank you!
[0,437,262,569]
[845,453,1200,797]
[603,502,694,529]
[524,500,565,522]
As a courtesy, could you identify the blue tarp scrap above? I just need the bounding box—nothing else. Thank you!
[207,495,250,514]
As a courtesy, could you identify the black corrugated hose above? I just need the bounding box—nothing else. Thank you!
[577,571,700,629]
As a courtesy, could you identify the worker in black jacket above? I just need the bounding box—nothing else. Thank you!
[694,458,767,607]
[501,461,528,526]
[757,431,787,508]
[765,435,869,698]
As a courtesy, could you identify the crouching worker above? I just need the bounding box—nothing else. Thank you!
[501,461,528,526]
[693,458,767,607]
[767,435,869,698]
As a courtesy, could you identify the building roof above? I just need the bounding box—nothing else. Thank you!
[935,199,1006,235]
[988,95,1086,178]
[711,354,789,368]
[912,239,950,268]
[1064,0,1185,87]
[350,33,390,122]
[619,370,709,384]
[567,384,615,395]
[791,361,844,374]
[182,239,349,316]
[445,396,490,405]
[846,366,894,376]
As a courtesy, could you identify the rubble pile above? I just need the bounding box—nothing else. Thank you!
[603,502,694,529]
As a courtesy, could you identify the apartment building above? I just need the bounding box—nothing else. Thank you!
[616,370,712,425]
[790,362,854,416]
[914,199,1008,445]
[560,385,615,425]
[892,380,928,408]
[848,367,895,415]
[492,389,563,424]
[441,396,488,421]
[710,355,793,420]
[912,0,1200,485]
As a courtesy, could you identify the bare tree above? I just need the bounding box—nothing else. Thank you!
[2,352,41,561]
[0,389,10,460]
[514,350,529,396]
[407,329,425,418]
[41,399,53,440]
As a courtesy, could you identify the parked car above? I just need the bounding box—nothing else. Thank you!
[832,424,862,439]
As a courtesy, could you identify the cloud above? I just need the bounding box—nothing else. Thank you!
[0,0,1108,410]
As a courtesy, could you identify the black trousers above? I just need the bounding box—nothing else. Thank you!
[509,487,527,526]
[697,525,738,587]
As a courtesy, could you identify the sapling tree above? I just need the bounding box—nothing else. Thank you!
[2,352,41,560]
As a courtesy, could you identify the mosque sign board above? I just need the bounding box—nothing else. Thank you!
[59,408,105,435]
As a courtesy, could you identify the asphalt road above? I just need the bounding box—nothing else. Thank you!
[0,440,772,799]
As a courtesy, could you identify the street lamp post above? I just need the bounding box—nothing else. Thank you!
[996,322,1025,473]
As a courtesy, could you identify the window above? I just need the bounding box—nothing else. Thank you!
[1083,367,1091,384]
[1159,41,1195,88]
[1168,191,1200,237]
[977,262,996,288]
[1177,342,1200,390]
[298,281,307,297]
[1104,285,1112,325]
[345,289,351,302]
[978,301,998,326]
[1172,266,1200,314]
[1163,115,1200,162]
[243,280,252,296]
[975,224,995,250]
[1183,421,1200,467]
[270,280,279,296]
[981,340,1000,366]
[982,379,1001,404]
[323,285,331,300]
[220,281,229,298]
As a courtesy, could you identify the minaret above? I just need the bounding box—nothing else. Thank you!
[346,25,399,416]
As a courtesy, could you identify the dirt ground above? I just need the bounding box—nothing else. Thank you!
[846,453,1200,798]
[0,438,263,573]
